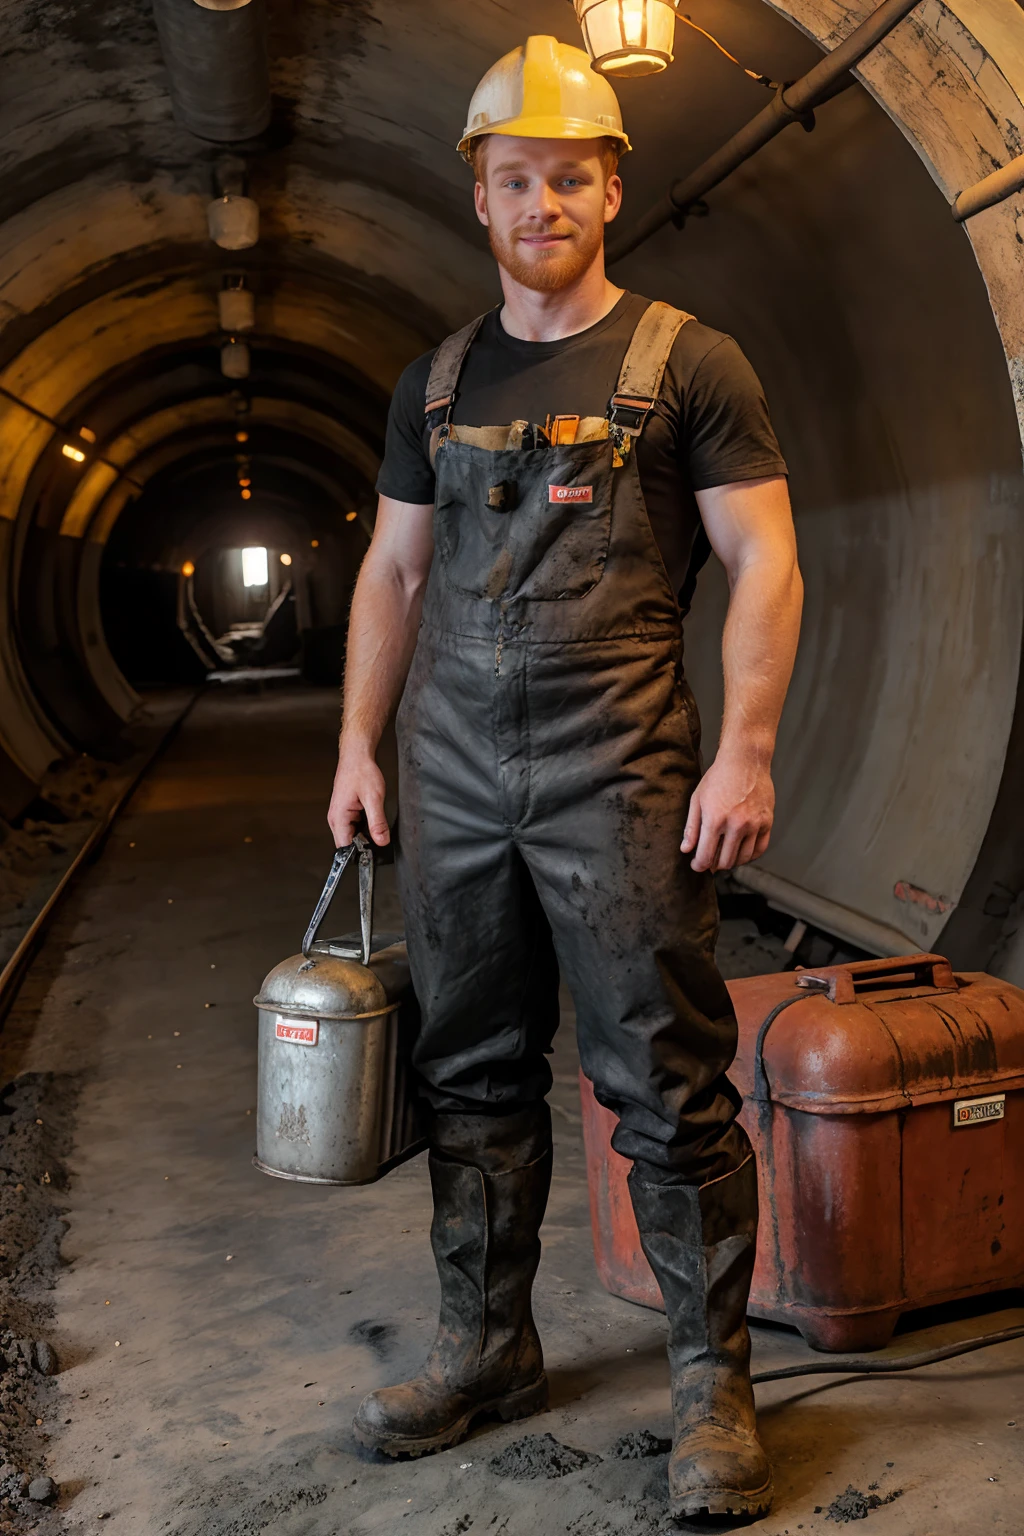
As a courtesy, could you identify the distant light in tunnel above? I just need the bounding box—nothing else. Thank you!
[241,488,252,501]
[239,477,251,488]
[310,539,319,548]
[280,553,292,567]
[236,430,249,443]
[242,547,267,586]
[79,427,96,444]
[345,512,357,522]
[62,444,87,463]
[575,0,676,77]
[182,561,196,578]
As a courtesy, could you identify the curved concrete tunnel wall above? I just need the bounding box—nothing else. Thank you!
[0,0,1023,972]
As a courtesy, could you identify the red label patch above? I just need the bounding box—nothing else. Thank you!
[549,484,593,504]
[276,1019,319,1047]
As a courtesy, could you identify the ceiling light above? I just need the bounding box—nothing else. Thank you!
[221,340,250,380]
[241,488,252,501]
[280,553,292,566]
[62,444,86,462]
[182,560,196,578]
[207,195,259,250]
[575,0,677,77]
[236,430,249,443]
[79,427,96,443]
[310,539,319,548]
[218,285,255,333]
[239,478,251,487]
[345,511,357,522]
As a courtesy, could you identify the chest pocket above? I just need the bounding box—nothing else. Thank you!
[434,438,614,602]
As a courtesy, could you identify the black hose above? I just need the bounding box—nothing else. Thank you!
[752,1323,1024,1384]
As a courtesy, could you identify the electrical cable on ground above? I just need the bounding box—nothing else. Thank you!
[752,1323,1024,1384]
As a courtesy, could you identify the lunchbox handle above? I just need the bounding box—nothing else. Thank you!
[302,834,379,964]
[795,952,956,1005]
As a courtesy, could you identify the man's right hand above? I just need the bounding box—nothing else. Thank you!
[327,752,390,848]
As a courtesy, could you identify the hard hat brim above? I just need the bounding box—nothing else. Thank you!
[458,117,632,160]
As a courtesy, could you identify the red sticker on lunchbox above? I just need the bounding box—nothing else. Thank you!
[276,1020,319,1046]
[549,484,593,503]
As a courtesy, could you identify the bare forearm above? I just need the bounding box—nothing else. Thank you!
[339,560,425,759]
[719,556,803,764]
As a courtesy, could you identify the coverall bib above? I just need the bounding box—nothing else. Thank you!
[396,301,751,1181]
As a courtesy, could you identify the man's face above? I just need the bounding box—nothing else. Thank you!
[474,137,622,292]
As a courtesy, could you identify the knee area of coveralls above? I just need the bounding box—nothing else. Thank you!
[428,1101,553,1172]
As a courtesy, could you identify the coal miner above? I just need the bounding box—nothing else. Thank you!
[328,35,802,1522]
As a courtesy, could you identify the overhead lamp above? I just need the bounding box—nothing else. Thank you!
[239,477,251,487]
[218,278,255,333]
[79,427,96,444]
[207,195,259,251]
[236,430,249,443]
[221,340,250,380]
[345,511,357,522]
[62,444,86,463]
[280,553,292,566]
[182,560,196,578]
[241,488,252,501]
[575,0,678,77]
[310,539,319,548]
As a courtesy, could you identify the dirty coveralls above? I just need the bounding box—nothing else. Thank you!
[395,300,751,1185]
[357,302,771,1514]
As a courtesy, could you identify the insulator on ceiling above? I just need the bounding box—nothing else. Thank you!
[207,195,259,250]
[575,0,677,77]
[218,286,255,332]
[192,0,252,9]
[221,340,251,379]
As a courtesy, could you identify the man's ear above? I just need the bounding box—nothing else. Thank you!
[603,173,623,225]
[474,179,489,227]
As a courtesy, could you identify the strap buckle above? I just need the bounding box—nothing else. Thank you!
[608,393,655,433]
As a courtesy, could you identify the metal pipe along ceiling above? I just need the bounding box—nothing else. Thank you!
[151,0,270,142]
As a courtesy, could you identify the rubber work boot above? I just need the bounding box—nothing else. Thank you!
[353,1105,552,1458]
[628,1156,773,1520]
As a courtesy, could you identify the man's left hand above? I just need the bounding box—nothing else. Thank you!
[681,752,774,872]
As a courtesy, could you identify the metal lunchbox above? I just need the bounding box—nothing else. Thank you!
[253,835,426,1185]
[580,953,1024,1351]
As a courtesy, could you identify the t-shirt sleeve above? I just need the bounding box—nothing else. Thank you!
[375,351,437,504]
[682,336,788,490]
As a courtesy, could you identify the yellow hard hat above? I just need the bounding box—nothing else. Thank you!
[458,35,631,161]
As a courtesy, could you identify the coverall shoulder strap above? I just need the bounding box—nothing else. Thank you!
[424,313,488,418]
[608,301,694,435]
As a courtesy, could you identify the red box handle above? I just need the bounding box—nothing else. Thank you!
[796,952,956,1005]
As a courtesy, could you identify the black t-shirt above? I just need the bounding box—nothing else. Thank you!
[376,291,787,613]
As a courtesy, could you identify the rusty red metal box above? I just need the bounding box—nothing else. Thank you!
[580,954,1024,1351]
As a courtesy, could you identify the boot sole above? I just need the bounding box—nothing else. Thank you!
[670,1474,774,1520]
[352,1374,549,1459]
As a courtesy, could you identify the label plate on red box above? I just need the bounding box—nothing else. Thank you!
[952,1092,1004,1127]
[275,1019,319,1047]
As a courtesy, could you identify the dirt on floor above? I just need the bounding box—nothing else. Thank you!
[0,685,1020,1536]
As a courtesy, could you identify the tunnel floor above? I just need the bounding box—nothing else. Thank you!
[0,684,1021,1534]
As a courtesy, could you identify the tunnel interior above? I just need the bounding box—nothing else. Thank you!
[2,0,1024,973]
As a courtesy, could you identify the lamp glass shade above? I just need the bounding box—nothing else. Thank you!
[576,0,676,77]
